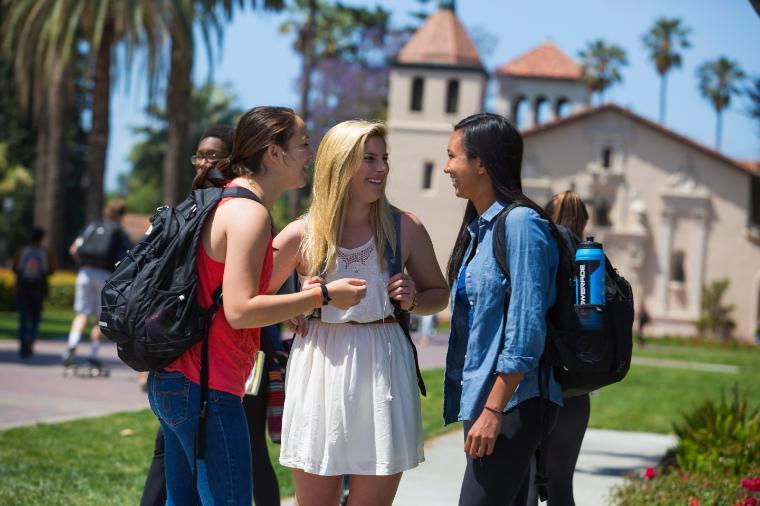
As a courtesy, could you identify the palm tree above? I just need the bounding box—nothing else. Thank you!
[746,76,760,140]
[642,17,691,124]
[2,0,171,252]
[578,39,628,105]
[162,0,284,206]
[696,57,745,150]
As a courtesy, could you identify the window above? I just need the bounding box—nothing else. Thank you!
[555,97,571,118]
[750,176,760,228]
[422,162,434,189]
[512,96,529,129]
[671,250,686,283]
[410,77,424,112]
[595,199,612,227]
[445,79,460,114]
[601,146,612,169]
[534,96,549,125]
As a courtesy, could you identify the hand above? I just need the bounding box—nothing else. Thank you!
[285,314,309,336]
[464,409,503,459]
[325,278,367,309]
[301,276,325,292]
[387,273,417,311]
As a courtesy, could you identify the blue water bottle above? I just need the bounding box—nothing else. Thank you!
[575,236,606,330]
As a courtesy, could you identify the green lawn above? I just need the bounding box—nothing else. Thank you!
[0,309,96,341]
[589,343,760,433]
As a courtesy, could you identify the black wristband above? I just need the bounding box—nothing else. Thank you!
[320,284,331,306]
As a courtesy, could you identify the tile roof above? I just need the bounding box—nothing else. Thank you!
[397,8,483,69]
[497,42,582,80]
[522,104,754,176]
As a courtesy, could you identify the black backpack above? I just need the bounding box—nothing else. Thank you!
[491,203,634,397]
[99,186,261,459]
[76,220,123,271]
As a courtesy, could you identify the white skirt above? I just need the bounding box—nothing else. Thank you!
[279,320,424,476]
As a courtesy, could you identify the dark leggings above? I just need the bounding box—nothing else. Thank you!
[459,398,559,506]
[139,368,280,506]
[527,394,590,506]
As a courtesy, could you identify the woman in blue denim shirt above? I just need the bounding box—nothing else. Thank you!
[443,113,564,505]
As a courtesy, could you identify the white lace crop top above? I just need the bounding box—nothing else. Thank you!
[302,237,395,324]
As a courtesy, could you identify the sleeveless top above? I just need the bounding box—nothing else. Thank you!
[317,237,394,323]
[167,189,273,398]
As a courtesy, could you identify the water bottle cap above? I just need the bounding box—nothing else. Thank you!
[577,237,602,249]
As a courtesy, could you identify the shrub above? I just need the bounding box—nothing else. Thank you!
[674,387,760,476]
[695,279,736,341]
[47,271,77,310]
[0,268,76,311]
[610,469,760,505]
[611,387,760,505]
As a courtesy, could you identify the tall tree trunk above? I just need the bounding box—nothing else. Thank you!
[44,59,66,264]
[659,73,667,124]
[288,0,318,219]
[86,20,114,222]
[715,109,723,151]
[163,30,193,206]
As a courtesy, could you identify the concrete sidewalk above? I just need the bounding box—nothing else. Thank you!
[281,428,674,506]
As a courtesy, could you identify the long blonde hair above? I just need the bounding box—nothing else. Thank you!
[302,120,396,276]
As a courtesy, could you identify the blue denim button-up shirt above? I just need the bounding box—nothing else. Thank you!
[443,200,563,425]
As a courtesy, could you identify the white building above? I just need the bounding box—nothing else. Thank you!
[386,7,760,341]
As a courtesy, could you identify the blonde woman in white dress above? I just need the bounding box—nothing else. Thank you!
[270,120,449,506]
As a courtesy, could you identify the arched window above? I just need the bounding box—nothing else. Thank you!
[534,96,549,125]
[422,162,434,189]
[512,96,529,129]
[410,77,424,112]
[445,79,460,114]
[555,97,571,118]
[601,146,613,169]
[671,250,686,283]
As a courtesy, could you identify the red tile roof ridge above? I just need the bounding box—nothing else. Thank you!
[397,9,483,68]
[497,41,582,80]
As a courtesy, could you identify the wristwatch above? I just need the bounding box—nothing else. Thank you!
[320,284,331,306]
[408,295,419,312]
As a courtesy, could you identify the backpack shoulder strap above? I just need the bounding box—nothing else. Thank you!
[491,202,523,291]
[385,211,403,274]
[220,186,262,203]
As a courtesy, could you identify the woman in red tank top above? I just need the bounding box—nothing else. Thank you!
[146,107,368,506]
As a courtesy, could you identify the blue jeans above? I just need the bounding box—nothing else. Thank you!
[17,291,44,349]
[147,370,252,505]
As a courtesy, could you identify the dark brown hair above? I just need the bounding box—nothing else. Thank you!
[192,106,298,190]
[545,191,589,238]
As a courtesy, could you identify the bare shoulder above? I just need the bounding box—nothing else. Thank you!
[274,217,306,246]
[218,197,270,235]
[398,209,427,241]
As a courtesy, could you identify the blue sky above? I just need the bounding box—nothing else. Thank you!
[105,0,760,190]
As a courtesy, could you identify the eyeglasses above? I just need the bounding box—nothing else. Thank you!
[190,153,225,165]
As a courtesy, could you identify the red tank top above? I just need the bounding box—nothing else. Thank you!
[166,190,273,398]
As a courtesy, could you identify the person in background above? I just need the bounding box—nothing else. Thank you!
[526,190,590,506]
[13,227,56,358]
[63,199,131,369]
